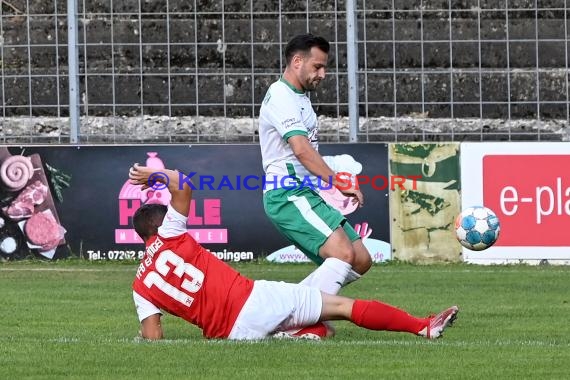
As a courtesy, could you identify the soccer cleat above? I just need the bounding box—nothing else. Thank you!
[418,305,459,339]
[272,322,334,341]
[272,331,322,341]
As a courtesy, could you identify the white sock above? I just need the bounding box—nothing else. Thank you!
[299,258,351,295]
[343,269,361,286]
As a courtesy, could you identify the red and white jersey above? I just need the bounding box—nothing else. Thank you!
[132,205,254,338]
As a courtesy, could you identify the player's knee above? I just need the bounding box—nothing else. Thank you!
[351,242,372,274]
[322,246,355,265]
[353,254,372,274]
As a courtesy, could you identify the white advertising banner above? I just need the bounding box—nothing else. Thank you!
[460,142,570,264]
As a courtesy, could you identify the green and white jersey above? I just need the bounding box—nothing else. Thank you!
[259,78,319,192]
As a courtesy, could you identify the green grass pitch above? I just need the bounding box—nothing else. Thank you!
[1,260,569,379]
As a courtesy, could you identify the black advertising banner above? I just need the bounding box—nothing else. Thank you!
[0,144,390,262]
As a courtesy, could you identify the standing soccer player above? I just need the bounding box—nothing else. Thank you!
[258,34,372,337]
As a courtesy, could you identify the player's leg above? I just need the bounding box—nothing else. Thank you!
[336,222,372,283]
[320,293,459,339]
[298,256,351,295]
[270,282,331,341]
[317,224,356,265]
[340,239,372,286]
[350,238,373,276]
[230,280,331,341]
[263,187,369,338]
[264,187,357,294]
[229,280,324,340]
[300,223,372,292]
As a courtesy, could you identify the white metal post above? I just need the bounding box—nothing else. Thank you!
[346,0,359,142]
[67,0,80,143]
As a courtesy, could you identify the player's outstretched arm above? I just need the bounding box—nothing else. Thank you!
[287,135,364,206]
[128,163,193,216]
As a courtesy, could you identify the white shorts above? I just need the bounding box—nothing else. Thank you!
[228,280,323,340]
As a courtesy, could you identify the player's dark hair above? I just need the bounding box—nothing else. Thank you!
[133,203,168,242]
[284,34,330,65]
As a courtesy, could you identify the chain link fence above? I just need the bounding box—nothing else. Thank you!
[0,0,568,143]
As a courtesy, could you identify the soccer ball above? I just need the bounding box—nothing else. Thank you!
[455,206,500,251]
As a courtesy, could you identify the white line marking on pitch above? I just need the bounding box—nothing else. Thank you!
[2,267,569,274]
[42,337,570,348]
[0,267,135,272]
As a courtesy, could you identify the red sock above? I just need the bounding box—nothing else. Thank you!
[350,300,428,334]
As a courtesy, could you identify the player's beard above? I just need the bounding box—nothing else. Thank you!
[302,76,322,92]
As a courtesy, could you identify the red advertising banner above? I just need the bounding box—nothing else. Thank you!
[461,142,570,263]
[484,155,570,246]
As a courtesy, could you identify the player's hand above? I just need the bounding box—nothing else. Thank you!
[339,188,364,207]
[333,172,364,207]
[129,163,158,190]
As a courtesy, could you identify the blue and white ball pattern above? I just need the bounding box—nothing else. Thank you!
[455,206,500,251]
